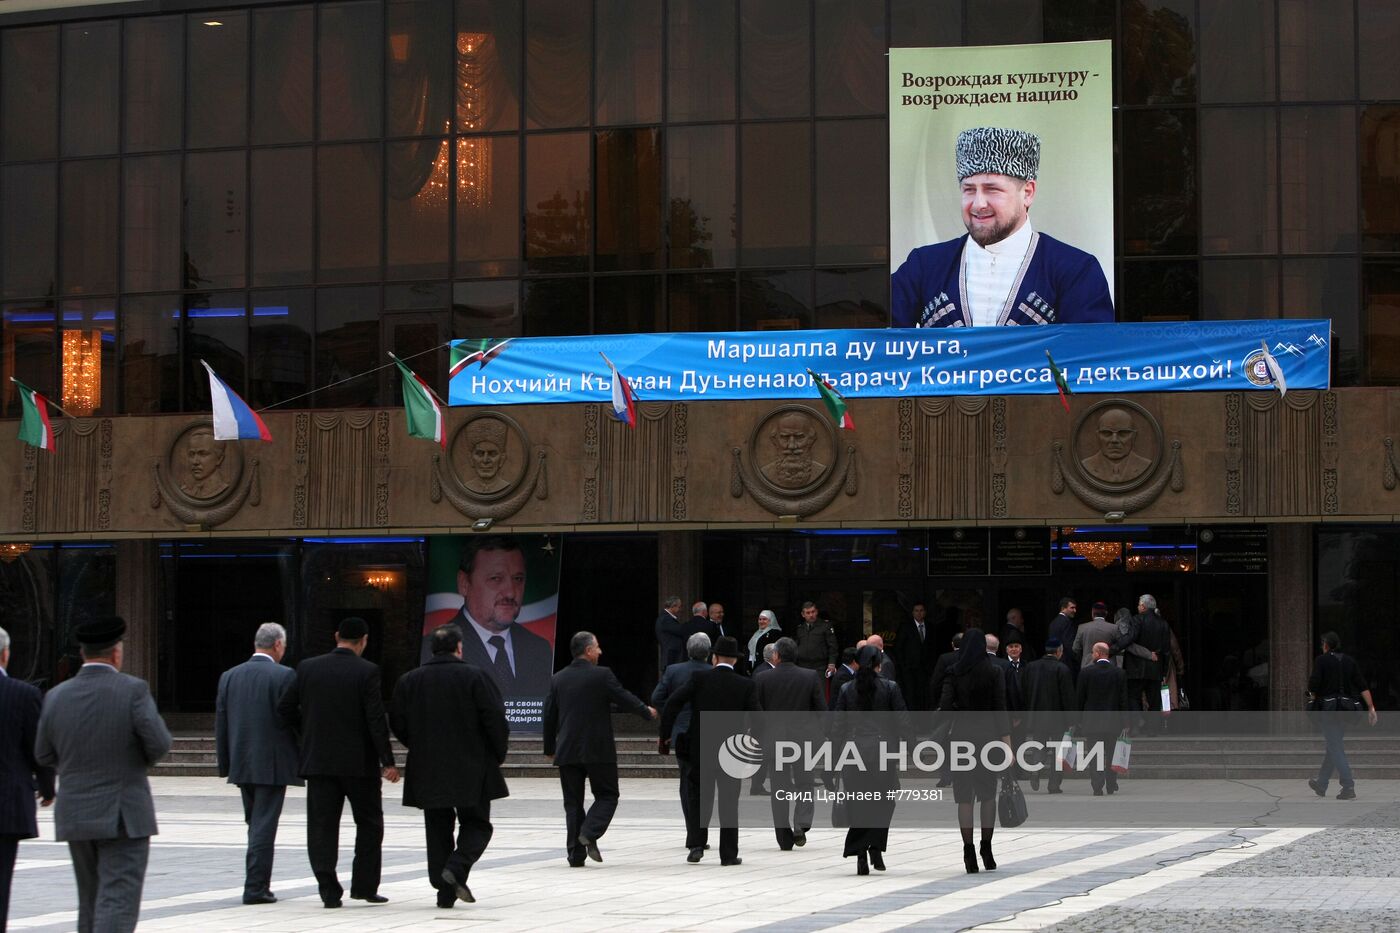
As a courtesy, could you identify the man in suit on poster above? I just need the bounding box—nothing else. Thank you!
[0,626,54,932]
[215,622,302,905]
[452,536,555,705]
[34,617,172,933]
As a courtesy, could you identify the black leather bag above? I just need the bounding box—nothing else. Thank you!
[997,775,1028,828]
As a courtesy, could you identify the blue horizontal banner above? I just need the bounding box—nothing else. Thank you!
[448,321,1331,407]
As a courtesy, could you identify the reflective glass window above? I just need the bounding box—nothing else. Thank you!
[318,145,384,283]
[596,128,663,272]
[967,0,1040,44]
[524,132,589,274]
[124,17,183,152]
[2,164,56,300]
[1119,261,1199,322]
[456,0,522,133]
[250,289,314,408]
[123,156,182,293]
[595,274,662,334]
[816,267,887,329]
[185,151,248,291]
[386,139,451,280]
[816,120,886,265]
[1279,0,1354,101]
[252,6,314,144]
[667,125,735,270]
[1,302,55,417]
[187,13,249,148]
[741,0,811,119]
[1280,107,1357,254]
[58,299,116,417]
[60,160,119,296]
[1202,260,1279,321]
[741,123,811,267]
[816,0,884,117]
[320,1,384,140]
[523,276,588,335]
[120,295,180,413]
[184,293,247,410]
[668,0,735,123]
[1120,110,1198,256]
[1,27,57,161]
[251,148,314,287]
[1043,0,1113,42]
[61,21,119,156]
[1359,0,1400,99]
[456,136,521,277]
[453,279,521,338]
[890,0,960,48]
[669,272,736,331]
[1361,106,1400,254]
[1364,261,1400,385]
[740,269,813,331]
[384,283,449,398]
[1199,0,1275,103]
[387,0,453,139]
[316,286,382,406]
[525,0,591,129]
[1283,258,1358,385]
[596,0,661,125]
[1200,109,1277,255]
[1122,0,1197,105]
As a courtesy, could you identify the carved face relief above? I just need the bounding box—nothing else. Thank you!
[170,424,240,503]
[1071,399,1162,492]
[758,409,830,491]
[450,414,526,498]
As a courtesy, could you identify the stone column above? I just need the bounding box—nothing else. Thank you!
[115,540,161,694]
[1268,523,1313,714]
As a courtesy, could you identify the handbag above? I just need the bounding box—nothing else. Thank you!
[1176,687,1191,711]
[1111,731,1132,774]
[998,775,1028,827]
[1056,728,1077,772]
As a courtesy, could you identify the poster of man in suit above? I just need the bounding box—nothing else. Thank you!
[420,534,563,731]
[889,41,1114,329]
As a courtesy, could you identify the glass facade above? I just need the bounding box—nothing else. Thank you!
[4,0,1395,417]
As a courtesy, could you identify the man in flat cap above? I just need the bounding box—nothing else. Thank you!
[278,616,399,908]
[34,617,172,933]
[892,126,1114,328]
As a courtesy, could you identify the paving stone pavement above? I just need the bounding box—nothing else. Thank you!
[7,777,1398,932]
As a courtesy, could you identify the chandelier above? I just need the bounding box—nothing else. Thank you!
[0,543,31,562]
[62,329,102,416]
[417,33,492,212]
[1068,540,1122,570]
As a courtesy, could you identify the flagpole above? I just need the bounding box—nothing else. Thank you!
[8,376,78,419]
[387,352,450,407]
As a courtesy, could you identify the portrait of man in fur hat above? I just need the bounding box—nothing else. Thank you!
[463,417,511,494]
[891,126,1114,329]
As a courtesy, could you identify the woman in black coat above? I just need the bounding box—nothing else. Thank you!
[937,629,1010,874]
[833,645,909,874]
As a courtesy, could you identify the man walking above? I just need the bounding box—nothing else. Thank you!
[390,624,509,907]
[1019,639,1076,793]
[893,603,936,709]
[34,618,171,933]
[0,626,54,932]
[215,622,301,905]
[1307,632,1378,800]
[542,632,656,866]
[752,637,825,850]
[660,636,760,866]
[652,633,712,838]
[1047,598,1078,669]
[278,617,399,908]
[655,596,687,671]
[1114,595,1169,733]
[1071,603,1117,670]
[1077,642,1130,796]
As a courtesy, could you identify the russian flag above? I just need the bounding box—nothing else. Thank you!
[201,360,273,442]
[600,352,638,428]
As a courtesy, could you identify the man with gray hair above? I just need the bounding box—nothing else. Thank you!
[1113,594,1169,734]
[0,625,54,930]
[216,622,302,904]
[753,636,825,850]
[652,632,713,840]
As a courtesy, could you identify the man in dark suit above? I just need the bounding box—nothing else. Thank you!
[542,632,656,866]
[1003,608,1038,662]
[451,536,555,709]
[660,636,760,866]
[1047,598,1078,669]
[391,624,509,908]
[1113,594,1169,734]
[893,602,937,710]
[215,622,302,905]
[278,617,399,908]
[987,633,1023,712]
[655,596,687,671]
[680,602,722,648]
[0,626,54,931]
[751,643,778,676]
[1077,642,1130,795]
[652,632,713,843]
[35,617,171,933]
[1019,639,1076,794]
[753,637,824,850]
[927,632,962,787]
[827,648,859,711]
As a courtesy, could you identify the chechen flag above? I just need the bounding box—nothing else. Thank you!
[394,357,445,448]
[201,360,272,441]
[12,379,55,451]
[600,352,638,428]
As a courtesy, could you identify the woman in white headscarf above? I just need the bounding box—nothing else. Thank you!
[748,610,783,669]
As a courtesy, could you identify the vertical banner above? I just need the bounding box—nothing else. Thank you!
[421,533,562,732]
[889,41,1114,328]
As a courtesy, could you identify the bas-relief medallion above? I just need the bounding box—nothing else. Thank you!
[732,404,856,517]
[1051,398,1182,516]
[432,412,547,521]
[152,421,261,528]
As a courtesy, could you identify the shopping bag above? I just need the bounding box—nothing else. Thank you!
[997,775,1028,828]
[1056,729,1077,772]
[1111,732,1132,774]
[1160,682,1172,713]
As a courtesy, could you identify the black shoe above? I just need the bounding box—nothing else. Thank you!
[936,778,953,788]
[1107,782,1119,795]
[720,857,743,866]
[963,843,978,874]
[1338,787,1357,800]
[704,844,711,850]
[351,894,389,904]
[749,784,769,796]
[579,834,603,863]
[869,849,885,872]
[242,893,277,905]
[792,830,807,847]
[1308,779,1326,797]
[437,899,456,909]
[440,867,475,904]
[856,852,869,876]
[1048,785,1064,794]
[323,899,343,909]
[980,841,996,871]
[687,847,704,863]
[1029,775,1040,791]
[567,858,586,867]
[1093,788,1104,796]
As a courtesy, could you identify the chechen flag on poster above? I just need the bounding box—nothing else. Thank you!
[201,360,272,441]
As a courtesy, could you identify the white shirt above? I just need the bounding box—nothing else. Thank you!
[248,652,275,663]
[465,609,515,675]
[964,220,1034,327]
[81,662,117,672]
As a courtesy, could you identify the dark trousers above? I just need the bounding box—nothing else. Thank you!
[769,763,814,849]
[1128,678,1162,732]
[558,762,619,864]
[1316,721,1355,790]
[1085,733,1119,793]
[306,775,383,901]
[68,831,149,933]
[1033,734,1064,791]
[677,755,699,842]
[425,802,493,899]
[691,762,740,861]
[0,834,16,933]
[238,784,287,897]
